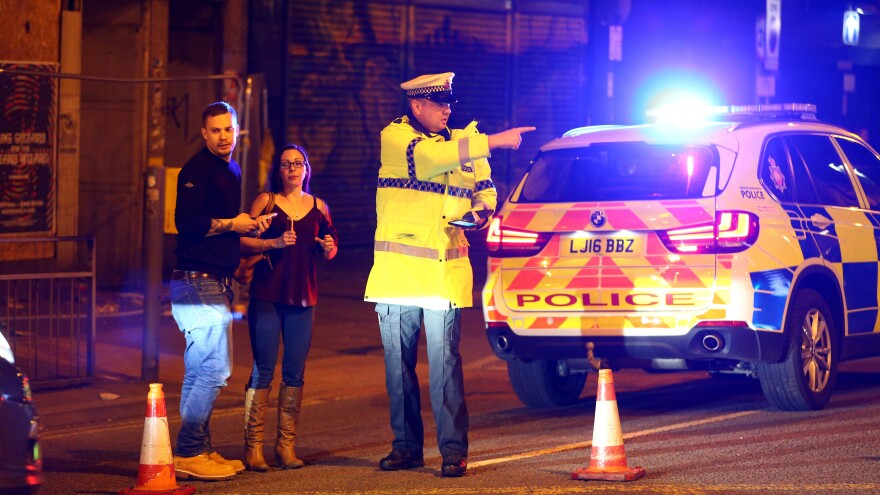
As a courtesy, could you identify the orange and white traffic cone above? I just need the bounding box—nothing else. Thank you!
[119,383,195,495]
[571,369,646,482]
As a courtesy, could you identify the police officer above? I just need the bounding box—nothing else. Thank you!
[365,72,534,477]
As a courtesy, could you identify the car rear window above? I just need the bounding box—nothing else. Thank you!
[517,143,718,202]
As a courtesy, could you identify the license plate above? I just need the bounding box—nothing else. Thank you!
[560,234,645,257]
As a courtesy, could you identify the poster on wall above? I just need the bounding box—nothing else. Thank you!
[0,61,57,235]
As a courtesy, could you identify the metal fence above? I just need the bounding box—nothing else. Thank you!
[0,237,96,389]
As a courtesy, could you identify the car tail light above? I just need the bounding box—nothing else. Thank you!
[486,216,552,257]
[657,211,759,254]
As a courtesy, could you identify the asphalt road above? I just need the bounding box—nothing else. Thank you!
[35,248,880,495]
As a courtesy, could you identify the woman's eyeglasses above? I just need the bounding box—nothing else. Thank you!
[280,160,307,170]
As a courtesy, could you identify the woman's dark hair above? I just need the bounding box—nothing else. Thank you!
[267,143,311,193]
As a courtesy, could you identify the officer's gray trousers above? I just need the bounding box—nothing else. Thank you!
[376,303,468,457]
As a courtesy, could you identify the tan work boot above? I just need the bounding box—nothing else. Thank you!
[173,453,237,480]
[207,450,245,473]
[244,387,271,472]
[275,383,304,469]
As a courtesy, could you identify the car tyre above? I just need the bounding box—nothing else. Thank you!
[507,359,586,407]
[756,288,838,411]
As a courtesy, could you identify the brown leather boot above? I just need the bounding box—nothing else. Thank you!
[275,383,304,469]
[244,387,271,472]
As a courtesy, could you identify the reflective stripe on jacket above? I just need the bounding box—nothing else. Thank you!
[365,116,497,309]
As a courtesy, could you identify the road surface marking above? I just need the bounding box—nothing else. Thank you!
[469,410,758,469]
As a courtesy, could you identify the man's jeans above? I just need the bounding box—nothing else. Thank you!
[170,277,233,457]
[376,304,468,457]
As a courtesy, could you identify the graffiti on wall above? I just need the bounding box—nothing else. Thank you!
[288,1,406,195]
[284,1,589,247]
[286,2,589,195]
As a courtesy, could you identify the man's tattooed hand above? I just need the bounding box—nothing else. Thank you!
[209,219,233,234]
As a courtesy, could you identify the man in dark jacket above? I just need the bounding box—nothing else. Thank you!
[170,101,271,480]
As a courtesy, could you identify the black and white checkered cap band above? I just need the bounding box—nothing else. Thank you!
[406,85,451,98]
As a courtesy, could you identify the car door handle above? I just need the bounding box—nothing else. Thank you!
[810,213,832,230]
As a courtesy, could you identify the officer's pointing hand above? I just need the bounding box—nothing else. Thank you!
[489,126,536,151]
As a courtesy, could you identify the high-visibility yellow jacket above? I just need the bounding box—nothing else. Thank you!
[364,115,497,309]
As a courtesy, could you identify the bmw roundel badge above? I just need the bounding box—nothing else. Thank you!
[590,210,606,228]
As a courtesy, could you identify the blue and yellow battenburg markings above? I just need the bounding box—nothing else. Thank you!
[754,204,880,334]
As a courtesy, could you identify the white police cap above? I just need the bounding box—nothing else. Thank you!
[400,72,457,103]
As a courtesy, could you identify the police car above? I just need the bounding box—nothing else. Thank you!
[482,103,880,411]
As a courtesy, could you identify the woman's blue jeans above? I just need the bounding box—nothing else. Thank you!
[169,277,233,458]
[246,298,314,389]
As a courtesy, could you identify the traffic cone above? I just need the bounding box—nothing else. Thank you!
[119,383,195,495]
[571,369,646,482]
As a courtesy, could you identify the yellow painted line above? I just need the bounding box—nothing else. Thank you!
[41,418,145,439]
[40,401,278,440]
[263,485,879,495]
[469,410,758,469]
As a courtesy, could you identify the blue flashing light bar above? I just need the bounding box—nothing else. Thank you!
[647,103,817,124]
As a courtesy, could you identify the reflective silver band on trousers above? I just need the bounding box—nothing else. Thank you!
[375,240,469,261]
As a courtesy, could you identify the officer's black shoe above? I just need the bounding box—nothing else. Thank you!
[441,454,467,477]
[379,450,424,471]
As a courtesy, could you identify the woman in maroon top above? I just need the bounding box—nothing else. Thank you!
[239,144,338,472]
